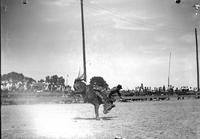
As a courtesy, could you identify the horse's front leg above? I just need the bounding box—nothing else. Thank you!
[94,104,100,120]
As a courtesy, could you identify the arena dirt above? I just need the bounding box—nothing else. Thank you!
[2,99,200,139]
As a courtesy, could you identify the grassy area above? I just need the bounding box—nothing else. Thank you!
[1,91,199,105]
[1,91,82,105]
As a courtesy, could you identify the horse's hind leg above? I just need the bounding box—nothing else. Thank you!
[94,104,100,120]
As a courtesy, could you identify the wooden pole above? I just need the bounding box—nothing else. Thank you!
[195,28,199,91]
[80,0,87,82]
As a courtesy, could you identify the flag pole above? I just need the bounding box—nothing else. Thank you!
[168,52,171,88]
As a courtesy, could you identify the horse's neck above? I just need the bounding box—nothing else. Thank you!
[86,84,93,90]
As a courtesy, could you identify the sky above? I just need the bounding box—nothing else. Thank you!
[1,0,200,89]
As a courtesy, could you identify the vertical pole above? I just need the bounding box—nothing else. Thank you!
[168,52,171,88]
[80,0,87,82]
[195,28,199,91]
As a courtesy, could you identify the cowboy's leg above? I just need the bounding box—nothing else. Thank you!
[109,97,116,108]
[101,92,116,113]
[94,90,114,114]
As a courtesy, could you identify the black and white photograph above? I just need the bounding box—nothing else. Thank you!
[1,0,200,138]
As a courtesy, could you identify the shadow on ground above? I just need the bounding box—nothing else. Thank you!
[73,116,118,121]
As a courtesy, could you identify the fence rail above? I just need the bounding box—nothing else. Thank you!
[122,94,200,101]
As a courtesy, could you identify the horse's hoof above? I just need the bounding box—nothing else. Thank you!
[107,104,115,111]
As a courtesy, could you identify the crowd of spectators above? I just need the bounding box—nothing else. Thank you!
[121,83,198,97]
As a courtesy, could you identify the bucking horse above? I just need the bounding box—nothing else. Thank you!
[72,76,113,120]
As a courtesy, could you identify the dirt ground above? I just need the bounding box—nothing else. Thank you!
[1,99,200,139]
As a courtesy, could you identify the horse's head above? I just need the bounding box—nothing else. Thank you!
[73,77,86,94]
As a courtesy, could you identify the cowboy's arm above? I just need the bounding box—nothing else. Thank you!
[109,90,122,99]
[117,91,123,99]
[108,91,114,98]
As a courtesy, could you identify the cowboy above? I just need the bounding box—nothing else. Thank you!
[108,84,123,106]
[93,84,123,114]
[93,85,115,114]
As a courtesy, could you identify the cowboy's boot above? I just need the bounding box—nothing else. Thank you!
[103,104,109,114]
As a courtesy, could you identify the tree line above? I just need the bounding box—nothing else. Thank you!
[1,72,70,92]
